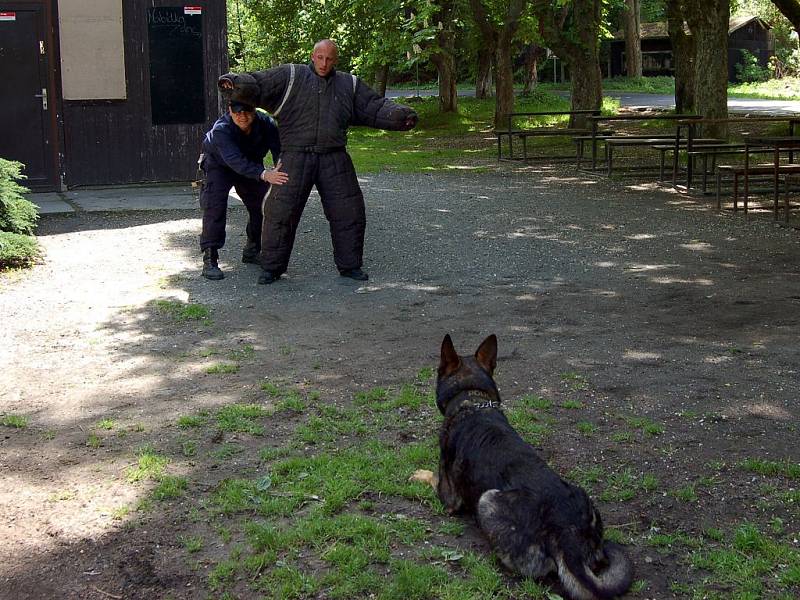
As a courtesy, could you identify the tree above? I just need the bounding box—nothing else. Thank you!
[531,0,604,127]
[770,0,800,34]
[469,0,530,127]
[665,0,695,113]
[684,0,729,138]
[624,0,643,77]
[427,0,461,112]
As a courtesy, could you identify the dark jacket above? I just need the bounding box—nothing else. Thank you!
[220,63,416,152]
[202,112,280,180]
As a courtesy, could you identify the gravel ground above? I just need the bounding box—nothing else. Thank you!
[1,165,799,599]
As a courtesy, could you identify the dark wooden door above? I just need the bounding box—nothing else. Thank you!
[0,4,57,188]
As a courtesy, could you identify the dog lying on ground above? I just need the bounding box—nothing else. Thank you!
[410,334,633,600]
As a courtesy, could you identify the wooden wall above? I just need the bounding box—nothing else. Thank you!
[61,0,227,186]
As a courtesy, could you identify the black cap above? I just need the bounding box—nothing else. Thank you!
[230,101,255,113]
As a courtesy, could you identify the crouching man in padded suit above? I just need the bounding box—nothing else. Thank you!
[219,39,418,285]
[199,99,287,280]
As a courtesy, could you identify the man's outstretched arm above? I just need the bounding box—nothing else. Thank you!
[352,79,418,131]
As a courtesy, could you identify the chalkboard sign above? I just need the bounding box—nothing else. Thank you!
[148,7,205,125]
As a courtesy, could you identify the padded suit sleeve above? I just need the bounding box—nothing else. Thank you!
[218,66,290,114]
[351,79,417,131]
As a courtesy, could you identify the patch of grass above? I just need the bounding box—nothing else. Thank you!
[274,390,306,413]
[205,362,240,375]
[154,299,212,323]
[94,418,115,430]
[560,371,589,390]
[577,421,598,435]
[177,414,207,429]
[181,440,197,457]
[624,415,664,436]
[568,465,605,490]
[211,443,244,460]
[740,458,800,480]
[690,522,800,598]
[1,414,28,428]
[600,468,657,502]
[612,431,635,443]
[126,447,169,483]
[561,399,583,409]
[215,403,267,435]
[86,433,102,449]
[228,344,255,360]
[416,367,434,382]
[180,535,204,553]
[151,475,188,500]
[505,405,551,445]
[517,394,552,411]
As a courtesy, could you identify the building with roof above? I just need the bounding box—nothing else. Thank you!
[608,15,774,82]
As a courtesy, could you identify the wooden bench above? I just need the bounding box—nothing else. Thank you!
[715,163,800,215]
[584,113,701,171]
[649,140,732,182]
[682,145,777,193]
[496,110,600,160]
[606,137,723,177]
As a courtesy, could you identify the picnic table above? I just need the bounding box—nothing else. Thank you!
[584,113,702,172]
[743,136,800,221]
[496,110,600,161]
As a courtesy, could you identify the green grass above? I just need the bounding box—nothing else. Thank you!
[740,458,800,480]
[177,414,207,429]
[95,418,115,430]
[1,414,28,428]
[215,403,268,435]
[126,447,169,483]
[689,522,800,598]
[151,475,188,500]
[154,299,212,323]
[205,362,240,375]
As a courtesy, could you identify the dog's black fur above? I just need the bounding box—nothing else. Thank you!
[433,334,633,600]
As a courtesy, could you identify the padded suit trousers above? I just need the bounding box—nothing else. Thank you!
[199,165,269,251]
[260,150,366,275]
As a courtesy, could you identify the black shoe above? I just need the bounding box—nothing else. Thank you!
[339,268,368,281]
[258,269,279,285]
[242,241,260,264]
[202,248,224,280]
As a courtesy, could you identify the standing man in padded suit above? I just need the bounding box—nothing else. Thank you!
[199,99,287,280]
[219,39,418,285]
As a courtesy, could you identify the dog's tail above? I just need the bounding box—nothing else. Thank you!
[555,540,633,600]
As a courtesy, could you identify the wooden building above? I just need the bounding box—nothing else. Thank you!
[608,15,773,83]
[0,1,227,191]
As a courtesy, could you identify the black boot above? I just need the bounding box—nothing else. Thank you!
[202,248,224,280]
[242,240,260,264]
[339,268,368,281]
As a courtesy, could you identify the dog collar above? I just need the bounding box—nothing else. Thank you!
[457,390,499,411]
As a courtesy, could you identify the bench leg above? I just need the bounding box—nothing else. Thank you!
[659,150,666,181]
[733,174,739,213]
[716,170,721,210]
[607,144,613,177]
[522,136,528,160]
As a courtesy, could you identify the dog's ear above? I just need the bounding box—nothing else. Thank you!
[475,334,497,375]
[439,334,461,378]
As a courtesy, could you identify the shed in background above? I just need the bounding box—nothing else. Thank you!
[0,0,228,191]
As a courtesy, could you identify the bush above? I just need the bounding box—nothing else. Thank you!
[736,50,769,84]
[0,158,38,235]
[0,231,41,269]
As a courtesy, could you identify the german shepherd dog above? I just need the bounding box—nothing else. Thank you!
[411,335,633,600]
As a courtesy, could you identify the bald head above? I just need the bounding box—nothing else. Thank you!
[311,39,338,77]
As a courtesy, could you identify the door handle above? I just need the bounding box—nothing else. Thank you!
[34,88,48,110]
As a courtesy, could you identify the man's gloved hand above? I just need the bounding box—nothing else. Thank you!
[403,111,418,131]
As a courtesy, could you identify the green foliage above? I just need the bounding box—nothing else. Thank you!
[736,49,769,83]
[0,158,38,235]
[0,231,41,270]
[0,158,39,271]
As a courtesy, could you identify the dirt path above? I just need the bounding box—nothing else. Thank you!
[1,167,799,599]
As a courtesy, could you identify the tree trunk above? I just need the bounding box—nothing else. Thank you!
[522,45,546,94]
[431,52,458,112]
[475,48,493,99]
[431,0,458,113]
[685,0,729,139]
[666,0,695,114]
[531,0,603,128]
[492,0,527,128]
[373,64,389,97]
[624,0,642,77]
